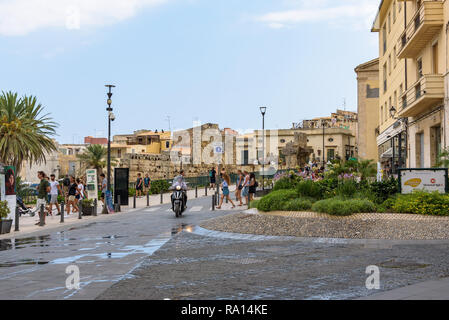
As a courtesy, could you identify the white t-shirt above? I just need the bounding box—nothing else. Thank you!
[78,184,85,199]
[50,181,59,195]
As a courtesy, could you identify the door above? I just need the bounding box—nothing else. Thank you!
[433,42,439,74]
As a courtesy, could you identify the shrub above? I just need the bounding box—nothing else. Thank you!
[282,198,313,211]
[249,199,260,209]
[296,180,322,199]
[257,189,298,212]
[80,198,94,207]
[273,176,301,191]
[315,178,338,198]
[391,191,449,216]
[312,198,376,216]
[0,201,10,219]
[369,178,399,204]
[129,188,136,197]
[336,180,358,199]
[150,180,171,194]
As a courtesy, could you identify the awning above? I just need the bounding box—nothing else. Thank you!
[380,148,393,159]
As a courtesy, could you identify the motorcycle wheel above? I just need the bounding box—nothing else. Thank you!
[174,203,180,218]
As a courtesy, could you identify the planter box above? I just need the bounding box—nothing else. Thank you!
[82,206,94,216]
[0,219,12,234]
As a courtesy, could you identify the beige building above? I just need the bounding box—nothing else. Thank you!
[355,58,380,162]
[372,0,448,172]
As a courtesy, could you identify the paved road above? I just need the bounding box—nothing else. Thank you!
[0,195,237,299]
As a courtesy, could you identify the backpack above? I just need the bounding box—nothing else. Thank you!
[254,181,259,188]
[63,177,70,187]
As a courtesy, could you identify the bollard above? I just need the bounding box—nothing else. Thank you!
[160,192,163,204]
[205,186,207,196]
[212,194,215,211]
[247,195,250,209]
[147,192,150,207]
[133,194,136,209]
[195,186,198,198]
[117,196,121,212]
[93,199,97,216]
[15,206,19,232]
[39,204,45,226]
[60,202,65,223]
[78,201,83,219]
[215,192,219,206]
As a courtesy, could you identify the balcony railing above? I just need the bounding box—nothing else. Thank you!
[398,74,444,117]
[397,1,443,59]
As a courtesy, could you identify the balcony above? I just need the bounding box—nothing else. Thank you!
[397,1,443,59]
[398,74,444,117]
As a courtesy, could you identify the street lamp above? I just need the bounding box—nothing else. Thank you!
[322,120,327,166]
[260,107,267,190]
[389,105,397,118]
[105,85,116,196]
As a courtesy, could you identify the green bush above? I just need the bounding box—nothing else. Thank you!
[150,180,171,194]
[257,189,298,212]
[336,180,358,199]
[249,199,260,209]
[282,198,313,211]
[391,191,449,216]
[129,188,136,197]
[369,178,399,204]
[296,180,322,199]
[312,198,376,216]
[0,201,10,219]
[273,176,300,191]
[315,178,338,198]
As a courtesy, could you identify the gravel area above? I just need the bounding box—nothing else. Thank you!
[200,212,449,240]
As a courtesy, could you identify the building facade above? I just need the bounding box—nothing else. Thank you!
[372,0,448,173]
[355,58,380,162]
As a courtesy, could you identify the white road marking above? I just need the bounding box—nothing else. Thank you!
[189,206,203,212]
[144,208,160,212]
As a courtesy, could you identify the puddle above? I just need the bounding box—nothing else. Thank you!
[171,224,194,236]
[0,235,51,251]
[0,259,49,268]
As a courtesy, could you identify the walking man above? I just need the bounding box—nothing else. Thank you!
[144,174,151,194]
[209,167,216,190]
[136,173,143,197]
[100,173,107,212]
[36,171,50,226]
[49,174,62,215]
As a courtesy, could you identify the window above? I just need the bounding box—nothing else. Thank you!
[382,24,387,54]
[388,54,392,74]
[389,97,392,118]
[393,1,397,22]
[394,91,397,111]
[393,46,397,67]
[383,63,387,92]
[398,1,402,12]
[117,149,122,158]
[417,58,423,79]
[388,12,391,33]
[166,141,170,148]
[381,105,384,124]
[400,83,403,95]
[385,102,388,121]
[432,42,439,74]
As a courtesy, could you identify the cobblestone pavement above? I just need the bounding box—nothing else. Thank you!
[97,229,449,300]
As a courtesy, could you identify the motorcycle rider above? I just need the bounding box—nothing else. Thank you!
[171,170,187,210]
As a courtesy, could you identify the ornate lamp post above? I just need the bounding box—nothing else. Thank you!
[105,85,116,193]
[260,107,267,190]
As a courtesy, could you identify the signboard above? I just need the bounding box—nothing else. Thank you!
[86,169,98,200]
[214,143,223,154]
[399,168,449,194]
[3,166,16,221]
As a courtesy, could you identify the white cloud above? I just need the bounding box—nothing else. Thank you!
[257,0,378,30]
[0,0,170,36]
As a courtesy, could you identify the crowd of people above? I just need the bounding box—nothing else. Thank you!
[209,167,258,209]
[34,171,108,226]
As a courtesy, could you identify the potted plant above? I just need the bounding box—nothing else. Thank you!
[80,199,94,216]
[0,200,12,234]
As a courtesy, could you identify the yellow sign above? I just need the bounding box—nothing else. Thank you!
[404,178,422,188]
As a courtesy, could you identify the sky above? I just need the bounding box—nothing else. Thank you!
[0,0,379,144]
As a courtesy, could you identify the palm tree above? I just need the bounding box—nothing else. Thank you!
[0,91,57,171]
[77,144,116,177]
[357,159,377,181]
[435,148,449,168]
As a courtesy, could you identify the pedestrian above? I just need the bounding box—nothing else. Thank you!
[235,169,244,206]
[248,173,257,201]
[66,176,79,215]
[209,167,216,190]
[241,170,250,206]
[49,174,62,215]
[216,171,236,209]
[144,173,151,195]
[75,178,84,209]
[62,174,70,203]
[35,171,50,226]
[136,173,143,197]
[100,173,107,210]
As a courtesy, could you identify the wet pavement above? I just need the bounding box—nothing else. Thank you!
[0,196,235,299]
[98,228,449,300]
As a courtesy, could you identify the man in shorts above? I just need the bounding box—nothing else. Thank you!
[35,171,50,226]
[49,174,62,215]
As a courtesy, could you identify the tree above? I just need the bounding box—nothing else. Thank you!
[357,159,377,181]
[0,91,57,171]
[77,144,116,177]
[435,148,449,168]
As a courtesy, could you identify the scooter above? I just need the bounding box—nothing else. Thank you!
[172,186,186,218]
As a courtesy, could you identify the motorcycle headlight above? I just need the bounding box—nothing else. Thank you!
[176,185,181,190]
